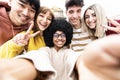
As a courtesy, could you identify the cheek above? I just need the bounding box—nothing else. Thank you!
[53,38,56,44]
[47,20,51,27]
[36,19,39,26]
[85,19,89,25]
[30,13,35,19]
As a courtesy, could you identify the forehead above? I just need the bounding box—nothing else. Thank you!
[55,30,64,34]
[39,11,52,18]
[85,9,95,15]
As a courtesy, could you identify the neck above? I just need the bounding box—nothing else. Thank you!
[73,22,81,29]
[74,25,81,29]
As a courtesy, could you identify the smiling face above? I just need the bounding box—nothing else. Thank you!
[36,11,52,31]
[66,5,82,28]
[85,8,97,29]
[53,30,66,51]
[9,0,36,26]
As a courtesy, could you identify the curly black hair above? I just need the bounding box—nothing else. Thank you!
[43,18,73,47]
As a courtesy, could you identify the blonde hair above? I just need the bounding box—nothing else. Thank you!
[82,3,107,39]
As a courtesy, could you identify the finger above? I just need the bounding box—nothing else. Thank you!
[16,40,28,46]
[25,21,34,35]
[108,19,120,26]
[30,31,40,37]
[102,25,116,31]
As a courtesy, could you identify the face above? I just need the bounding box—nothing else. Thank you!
[85,9,97,29]
[36,11,52,31]
[66,5,81,27]
[53,31,66,51]
[9,0,36,26]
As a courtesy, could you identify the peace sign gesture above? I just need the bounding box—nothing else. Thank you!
[13,21,40,46]
[102,18,120,33]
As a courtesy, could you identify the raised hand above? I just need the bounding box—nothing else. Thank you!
[13,21,40,46]
[102,18,120,33]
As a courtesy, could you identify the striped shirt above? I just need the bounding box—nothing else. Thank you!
[70,28,92,52]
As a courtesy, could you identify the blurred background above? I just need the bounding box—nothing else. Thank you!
[41,0,120,18]
[1,0,120,18]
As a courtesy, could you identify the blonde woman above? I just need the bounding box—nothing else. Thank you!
[82,3,107,39]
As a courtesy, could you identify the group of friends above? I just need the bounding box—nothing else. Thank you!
[0,0,120,80]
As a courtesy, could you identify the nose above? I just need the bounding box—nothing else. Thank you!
[73,12,78,18]
[22,8,29,16]
[43,17,47,22]
[42,17,48,25]
[88,16,93,22]
[57,35,62,39]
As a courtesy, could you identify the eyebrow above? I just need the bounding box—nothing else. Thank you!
[19,0,28,4]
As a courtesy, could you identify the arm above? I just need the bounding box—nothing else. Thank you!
[103,18,120,33]
[76,34,120,80]
[83,34,120,67]
[0,59,37,80]
[0,21,40,58]
[0,39,24,58]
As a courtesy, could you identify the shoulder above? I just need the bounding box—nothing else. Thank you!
[0,1,10,11]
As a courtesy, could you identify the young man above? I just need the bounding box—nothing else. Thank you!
[65,0,92,52]
[0,0,40,46]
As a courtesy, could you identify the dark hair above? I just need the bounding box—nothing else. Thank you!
[20,0,40,12]
[65,0,84,10]
[43,18,73,47]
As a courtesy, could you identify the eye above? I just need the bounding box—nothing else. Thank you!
[29,9,36,13]
[77,9,81,13]
[61,34,66,38]
[53,34,59,38]
[18,3,25,8]
[39,14,44,17]
[47,17,52,21]
[69,10,74,14]
[85,15,89,19]
[92,13,96,17]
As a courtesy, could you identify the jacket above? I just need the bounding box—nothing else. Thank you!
[0,31,45,58]
[0,1,29,46]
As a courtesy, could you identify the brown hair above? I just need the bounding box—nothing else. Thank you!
[34,6,54,31]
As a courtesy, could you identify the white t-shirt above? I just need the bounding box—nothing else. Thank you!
[16,47,80,80]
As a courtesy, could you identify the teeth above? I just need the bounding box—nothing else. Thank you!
[57,41,63,44]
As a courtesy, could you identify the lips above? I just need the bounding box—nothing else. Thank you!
[38,23,47,31]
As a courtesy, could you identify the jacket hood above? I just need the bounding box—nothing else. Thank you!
[0,1,10,11]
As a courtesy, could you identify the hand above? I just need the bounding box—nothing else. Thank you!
[13,21,40,46]
[102,18,120,33]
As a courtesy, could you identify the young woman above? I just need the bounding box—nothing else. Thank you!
[0,6,54,58]
[82,3,119,40]
[82,3,107,39]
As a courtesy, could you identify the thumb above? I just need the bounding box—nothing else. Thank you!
[30,31,40,37]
